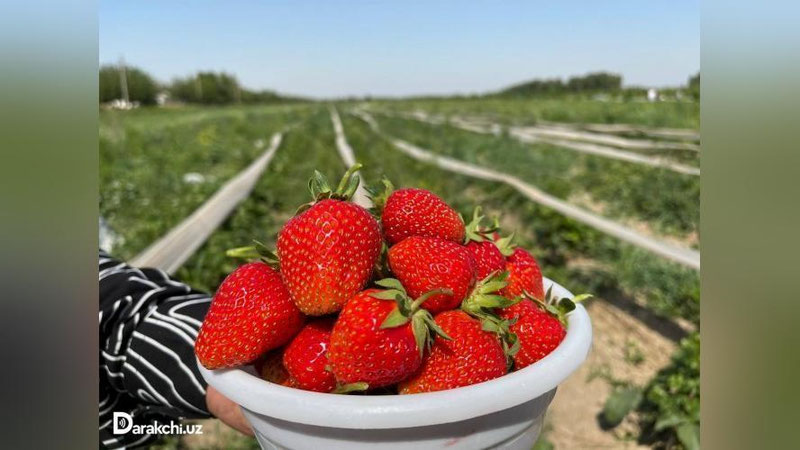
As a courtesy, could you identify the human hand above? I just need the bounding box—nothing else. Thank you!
[205,385,254,437]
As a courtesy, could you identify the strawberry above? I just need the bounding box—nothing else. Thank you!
[255,349,298,388]
[195,262,304,369]
[465,241,505,280]
[463,207,514,279]
[497,300,564,369]
[277,165,382,315]
[398,310,507,394]
[328,281,450,389]
[377,182,465,245]
[387,236,477,313]
[501,248,545,301]
[282,318,337,393]
[498,288,591,369]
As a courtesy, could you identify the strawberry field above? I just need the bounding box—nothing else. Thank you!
[100,97,699,449]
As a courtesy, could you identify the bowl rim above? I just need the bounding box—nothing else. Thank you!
[198,277,593,429]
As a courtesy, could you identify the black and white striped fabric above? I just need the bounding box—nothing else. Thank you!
[99,250,212,449]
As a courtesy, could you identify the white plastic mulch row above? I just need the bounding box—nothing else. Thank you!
[350,109,700,271]
[129,132,285,274]
[377,109,700,176]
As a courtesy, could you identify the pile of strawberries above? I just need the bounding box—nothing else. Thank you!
[195,165,586,394]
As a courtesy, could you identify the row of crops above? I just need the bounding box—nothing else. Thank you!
[369,97,700,129]
[99,99,699,449]
[99,104,309,260]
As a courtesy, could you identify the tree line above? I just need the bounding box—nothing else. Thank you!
[100,64,699,104]
[99,65,299,105]
[496,71,699,99]
[498,72,624,97]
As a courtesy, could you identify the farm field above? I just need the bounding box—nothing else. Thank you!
[368,97,700,130]
[99,97,699,449]
[365,114,700,243]
[99,103,313,260]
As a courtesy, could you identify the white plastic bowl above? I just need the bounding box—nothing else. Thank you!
[199,277,592,450]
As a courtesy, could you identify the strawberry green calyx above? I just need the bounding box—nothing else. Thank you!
[460,271,521,368]
[225,240,280,268]
[461,271,518,314]
[366,176,394,216]
[492,231,516,257]
[370,278,452,358]
[529,285,593,326]
[480,314,521,370]
[306,163,364,204]
[331,382,369,395]
[464,206,501,243]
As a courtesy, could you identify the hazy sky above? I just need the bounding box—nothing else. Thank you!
[99,1,699,98]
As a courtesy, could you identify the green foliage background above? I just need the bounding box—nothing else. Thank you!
[99,65,159,104]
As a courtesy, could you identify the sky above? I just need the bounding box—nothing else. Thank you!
[99,1,699,98]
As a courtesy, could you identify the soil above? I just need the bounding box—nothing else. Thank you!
[544,298,683,449]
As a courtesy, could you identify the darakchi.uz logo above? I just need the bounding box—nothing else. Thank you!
[112,412,203,435]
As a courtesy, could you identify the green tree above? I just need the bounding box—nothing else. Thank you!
[170,72,240,104]
[99,65,159,104]
[687,73,700,100]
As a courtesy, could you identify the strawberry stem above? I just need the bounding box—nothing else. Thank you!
[409,288,451,311]
[333,163,363,201]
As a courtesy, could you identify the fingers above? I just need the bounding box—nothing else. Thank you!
[205,385,254,437]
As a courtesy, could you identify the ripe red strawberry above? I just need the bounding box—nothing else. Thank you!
[328,282,450,389]
[387,236,477,313]
[465,240,505,280]
[463,206,514,280]
[398,310,507,394]
[195,262,304,369]
[497,299,565,369]
[380,186,465,245]
[255,349,298,388]
[282,318,337,393]
[501,248,545,301]
[277,166,382,316]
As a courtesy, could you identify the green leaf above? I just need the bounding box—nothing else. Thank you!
[506,334,520,357]
[572,293,593,304]
[225,246,261,260]
[481,320,500,333]
[381,308,410,328]
[601,387,643,427]
[654,414,685,431]
[411,314,429,359]
[494,232,516,257]
[375,278,405,291]
[479,280,508,294]
[543,303,561,317]
[544,285,554,303]
[309,170,332,198]
[368,176,394,215]
[475,294,516,309]
[421,313,451,340]
[532,437,554,450]
[340,175,360,200]
[676,423,700,450]
[370,290,402,300]
[558,298,576,314]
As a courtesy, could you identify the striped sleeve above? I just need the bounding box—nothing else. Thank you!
[99,250,212,448]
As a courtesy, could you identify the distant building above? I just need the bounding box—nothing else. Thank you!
[156,91,169,106]
[647,88,658,102]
